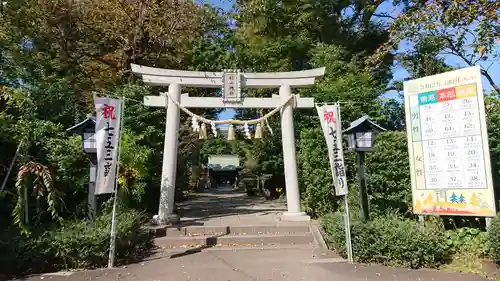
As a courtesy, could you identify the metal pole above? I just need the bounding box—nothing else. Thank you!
[486,217,492,230]
[107,182,119,268]
[108,97,125,269]
[418,215,425,231]
[344,195,353,263]
[88,162,97,224]
[88,181,96,223]
[357,151,369,222]
[24,183,29,225]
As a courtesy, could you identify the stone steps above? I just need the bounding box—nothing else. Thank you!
[155,233,314,249]
[149,224,310,237]
[149,224,315,249]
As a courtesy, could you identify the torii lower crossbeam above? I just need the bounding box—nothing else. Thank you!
[144,94,314,109]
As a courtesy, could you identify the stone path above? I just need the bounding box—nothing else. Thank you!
[20,248,487,281]
[175,186,289,226]
[12,188,490,281]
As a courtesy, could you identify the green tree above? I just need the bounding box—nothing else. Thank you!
[450,192,459,203]
[366,131,412,216]
[118,128,154,208]
[399,37,454,79]
[0,0,236,229]
[485,93,500,194]
[231,0,400,216]
[297,127,336,217]
[372,0,500,94]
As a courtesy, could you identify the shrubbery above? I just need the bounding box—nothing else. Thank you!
[322,213,449,268]
[488,214,500,260]
[298,127,338,217]
[439,226,491,275]
[365,131,412,216]
[0,208,153,277]
[442,227,490,257]
[298,131,412,218]
[321,211,500,273]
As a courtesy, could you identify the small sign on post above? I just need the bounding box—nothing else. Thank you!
[222,69,241,103]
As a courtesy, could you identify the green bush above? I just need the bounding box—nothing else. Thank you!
[366,131,412,216]
[442,227,490,257]
[322,213,449,268]
[0,208,153,276]
[298,127,338,217]
[488,214,500,260]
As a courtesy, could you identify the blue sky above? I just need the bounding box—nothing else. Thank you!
[199,0,499,121]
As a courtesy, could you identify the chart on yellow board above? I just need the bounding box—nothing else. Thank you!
[404,66,496,216]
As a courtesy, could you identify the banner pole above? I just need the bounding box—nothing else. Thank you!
[344,195,353,263]
[107,96,125,269]
[337,101,353,263]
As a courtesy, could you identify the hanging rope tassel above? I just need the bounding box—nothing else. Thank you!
[211,121,217,137]
[227,124,235,141]
[199,123,207,139]
[243,123,251,139]
[162,92,295,141]
[164,91,294,126]
[191,116,200,132]
[254,123,262,139]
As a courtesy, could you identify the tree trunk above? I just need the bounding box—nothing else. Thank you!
[24,181,29,225]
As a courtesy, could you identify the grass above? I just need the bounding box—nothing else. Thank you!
[441,251,488,276]
[440,247,498,280]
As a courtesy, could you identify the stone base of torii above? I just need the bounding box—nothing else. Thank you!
[131,64,326,225]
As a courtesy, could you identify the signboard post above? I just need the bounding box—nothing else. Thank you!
[316,103,353,263]
[404,66,496,218]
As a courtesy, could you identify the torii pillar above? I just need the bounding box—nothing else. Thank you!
[131,64,325,224]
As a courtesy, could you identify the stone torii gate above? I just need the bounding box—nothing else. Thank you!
[131,64,325,224]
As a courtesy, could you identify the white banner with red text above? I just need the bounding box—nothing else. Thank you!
[94,97,123,195]
[316,103,348,196]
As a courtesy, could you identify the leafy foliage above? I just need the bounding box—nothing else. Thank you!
[118,128,154,207]
[14,161,62,234]
[401,37,454,78]
[372,0,500,94]
[322,213,449,269]
[442,227,490,257]
[485,94,500,191]
[366,131,412,216]
[0,207,152,276]
[298,127,337,217]
[487,214,500,260]
[0,0,498,276]
[0,0,234,226]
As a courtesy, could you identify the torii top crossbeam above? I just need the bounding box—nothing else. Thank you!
[130,64,326,88]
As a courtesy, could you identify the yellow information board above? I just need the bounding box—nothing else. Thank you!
[403,66,496,217]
